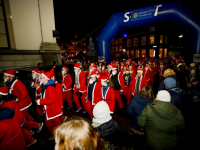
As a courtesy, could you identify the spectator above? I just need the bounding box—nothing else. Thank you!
[158,68,179,91]
[176,64,188,90]
[55,117,108,150]
[92,101,119,143]
[138,90,185,150]
[127,86,154,135]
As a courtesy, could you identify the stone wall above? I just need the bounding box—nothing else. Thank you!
[0,54,42,72]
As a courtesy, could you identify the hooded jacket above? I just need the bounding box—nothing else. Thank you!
[127,95,153,131]
[138,100,185,150]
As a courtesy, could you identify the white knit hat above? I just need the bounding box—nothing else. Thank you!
[156,90,171,102]
[93,101,110,119]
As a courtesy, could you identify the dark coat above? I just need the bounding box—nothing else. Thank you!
[138,100,185,150]
[158,75,179,91]
[127,95,153,131]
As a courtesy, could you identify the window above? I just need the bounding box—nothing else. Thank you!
[134,38,138,46]
[111,47,115,52]
[119,38,122,44]
[131,50,134,54]
[127,39,131,47]
[160,35,163,44]
[149,49,154,57]
[136,49,140,58]
[164,48,167,57]
[165,35,168,44]
[127,50,130,57]
[115,39,118,45]
[115,46,118,52]
[119,45,123,52]
[0,1,9,48]
[142,49,146,57]
[149,35,155,44]
[159,48,163,58]
[141,36,146,45]
[150,26,155,32]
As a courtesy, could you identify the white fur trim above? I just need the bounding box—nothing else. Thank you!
[20,103,32,111]
[4,73,14,77]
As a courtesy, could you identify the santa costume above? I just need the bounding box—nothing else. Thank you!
[123,70,132,104]
[36,72,63,135]
[158,62,166,83]
[61,66,73,108]
[85,71,102,118]
[143,63,153,85]
[109,65,125,108]
[73,63,87,112]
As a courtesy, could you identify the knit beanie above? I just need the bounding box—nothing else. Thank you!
[164,77,176,88]
[156,90,171,102]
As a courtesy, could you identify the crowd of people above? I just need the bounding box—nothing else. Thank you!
[0,55,200,150]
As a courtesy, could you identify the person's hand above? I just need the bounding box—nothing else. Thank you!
[75,92,79,96]
[79,92,82,96]
[34,84,40,88]
[120,91,124,96]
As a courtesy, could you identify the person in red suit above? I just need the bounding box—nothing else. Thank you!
[36,72,63,140]
[130,67,148,96]
[3,70,43,134]
[31,68,44,118]
[158,62,166,83]
[73,63,87,113]
[100,76,115,113]
[109,65,125,108]
[0,87,38,147]
[100,65,109,77]
[61,66,73,109]
[143,62,153,85]
[85,71,102,118]
[0,113,26,150]
[123,70,132,104]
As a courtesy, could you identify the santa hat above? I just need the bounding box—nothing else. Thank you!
[90,71,96,77]
[63,66,68,70]
[191,78,198,85]
[102,65,105,67]
[111,65,117,70]
[99,62,101,64]
[126,69,130,73]
[129,65,133,68]
[92,64,97,69]
[116,61,119,63]
[0,86,9,95]
[137,66,143,73]
[101,76,108,82]
[49,67,55,79]
[38,70,45,75]
[156,90,171,102]
[74,63,80,68]
[32,68,39,73]
[92,101,111,122]
[94,69,99,73]
[4,70,17,77]
[41,72,51,80]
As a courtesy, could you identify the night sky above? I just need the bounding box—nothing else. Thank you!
[53,0,200,43]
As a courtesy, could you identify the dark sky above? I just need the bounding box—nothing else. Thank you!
[53,0,200,43]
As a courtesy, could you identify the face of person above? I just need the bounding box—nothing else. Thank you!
[126,72,129,75]
[101,81,107,86]
[32,72,36,80]
[40,76,48,85]
[3,75,11,83]
[112,69,117,75]
[137,72,142,77]
[91,76,96,81]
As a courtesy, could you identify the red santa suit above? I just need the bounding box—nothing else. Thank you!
[130,74,148,95]
[158,64,166,83]
[0,117,26,150]
[109,66,125,108]
[36,72,63,135]
[85,74,102,118]
[61,69,73,107]
[143,66,152,85]
[73,64,87,110]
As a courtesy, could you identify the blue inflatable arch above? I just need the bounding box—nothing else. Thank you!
[97,2,200,64]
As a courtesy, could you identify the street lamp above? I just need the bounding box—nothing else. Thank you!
[179,35,183,38]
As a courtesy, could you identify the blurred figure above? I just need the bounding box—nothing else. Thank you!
[138,90,185,150]
[55,117,108,150]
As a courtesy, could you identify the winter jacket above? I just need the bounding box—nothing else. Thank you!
[158,75,179,91]
[138,100,185,150]
[127,95,153,131]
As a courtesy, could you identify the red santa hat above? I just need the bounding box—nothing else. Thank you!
[38,70,45,75]
[94,69,99,74]
[129,65,133,68]
[191,78,198,85]
[41,72,51,80]
[123,66,127,69]
[74,63,80,69]
[4,70,17,77]
[126,69,130,73]
[32,68,39,73]
[90,71,96,77]
[107,64,112,67]
[0,86,9,95]
[101,76,108,82]
[92,64,97,69]
[102,65,105,67]
[111,65,117,70]
[63,66,68,70]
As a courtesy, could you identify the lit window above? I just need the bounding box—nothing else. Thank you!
[142,49,146,57]
[131,50,134,54]
[134,38,138,46]
[165,35,168,44]
[149,35,155,44]
[127,39,131,47]
[149,49,154,57]
[164,48,167,57]
[136,49,140,58]
[119,45,123,52]
[127,50,130,57]
[72,42,75,45]
[141,36,146,45]
[119,38,122,44]
[115,39,118,45]
[159,48,163,58]
[160,35,163,44]
[115,46,118,52]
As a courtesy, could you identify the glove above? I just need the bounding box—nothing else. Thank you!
[120,91,124,96]
[75,92,79,97]
[79,92,82,96]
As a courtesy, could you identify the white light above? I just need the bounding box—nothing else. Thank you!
[179,35,183,38]
[123,49,126,52]
[153,46,157,48]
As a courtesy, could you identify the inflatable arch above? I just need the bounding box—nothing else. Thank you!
[97,1,200,64]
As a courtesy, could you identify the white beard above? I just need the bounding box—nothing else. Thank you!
[89,79,95,84]
[112,71,117,75]
[62,70,65,75]
[32,73,36,80]
[4,78,8,83]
